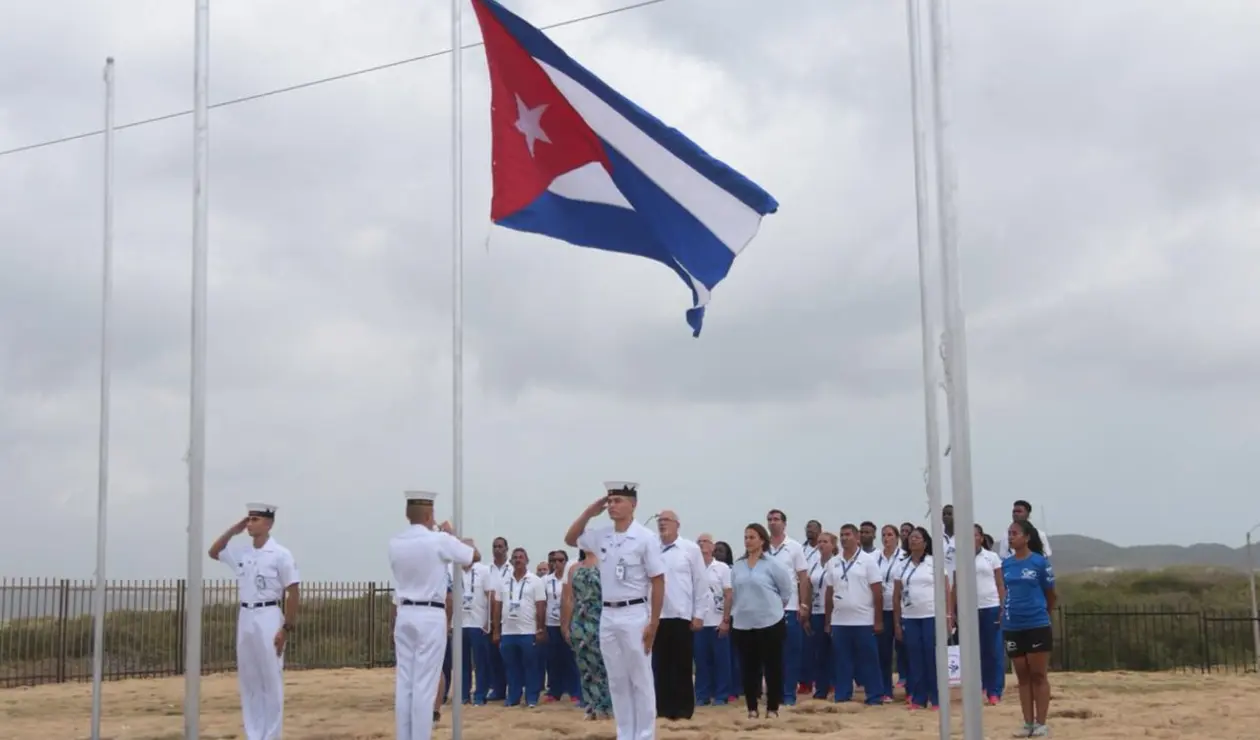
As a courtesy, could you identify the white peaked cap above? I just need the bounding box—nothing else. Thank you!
[246,503,277,515]
[404,490,440,503]
[603,481,638,493]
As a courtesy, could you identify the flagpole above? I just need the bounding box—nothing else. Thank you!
[184,0,210,736]
[926,1,984,737]
[904,2,950,736]
[449,0,467,736]
[89,55,117,740]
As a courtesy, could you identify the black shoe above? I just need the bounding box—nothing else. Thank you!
[433,710,441,722]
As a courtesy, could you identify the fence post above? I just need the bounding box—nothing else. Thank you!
[1199,610,1209,674]
[367,582,377,668]
[176,579,187,676]
[1059,606,1070,672]
[56,579,70,683]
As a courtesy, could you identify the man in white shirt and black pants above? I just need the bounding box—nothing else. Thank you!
[651,509,707,721]
[388,491,474,740]
[565,481,666,740]
[209,503,301,740]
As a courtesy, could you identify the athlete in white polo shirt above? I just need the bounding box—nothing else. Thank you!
[565,482,666,740]
[764,508,810,706]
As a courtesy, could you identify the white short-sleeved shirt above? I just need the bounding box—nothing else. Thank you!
[486,562,512,596]
[826,550,882,627]
[896,554,938,620]
[942,533,957,577]
[459,563,494,631]
[577,521,665,604]
[498,572,546,636]
[767,537,809,612]
[700,560,732,627]
[218,537,300,604]
[802,540,821,568]
[875,548,905,612]
[973,549,1003,610]
[542,572,565,627]
[389,526,475,608]
[807,560,828,615]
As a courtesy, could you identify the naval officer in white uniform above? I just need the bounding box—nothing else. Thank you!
[389,490,474,740]
[564,481,665,740]
[208,502,301,740]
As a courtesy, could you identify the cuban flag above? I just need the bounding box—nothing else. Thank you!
[470,0,780,336]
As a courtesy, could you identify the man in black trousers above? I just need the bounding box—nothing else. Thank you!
[651,509,708,720]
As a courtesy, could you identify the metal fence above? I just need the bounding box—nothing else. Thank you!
[1,577,1256,687]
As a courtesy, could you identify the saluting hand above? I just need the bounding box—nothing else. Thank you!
[585,497,608,518]
[438,521,454,534]
[232,517,250,534]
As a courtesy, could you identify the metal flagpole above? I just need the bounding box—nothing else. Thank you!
[90,56,117,740]
[903,2,950,735]
[449,0,467,736]
[185,0,211,736]
[925,1,984,737]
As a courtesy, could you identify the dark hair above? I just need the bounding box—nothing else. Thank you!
[767,508,787,524]
[840,523,858,535]
[713,541,734,567]
[511,547,528,560]
[493,537,508,548]
[577,549,587,560]
[1013,499,1032,514]
[806,519,822,528]
[1010,519,1045,555]
[909,526,934,557]
[860,521,877,531]
[982,534,994,552]
[741,523,772,559]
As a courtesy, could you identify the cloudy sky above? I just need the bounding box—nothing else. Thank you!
[2,0,1258,584]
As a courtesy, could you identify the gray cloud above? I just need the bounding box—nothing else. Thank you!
[2,0,1259,583]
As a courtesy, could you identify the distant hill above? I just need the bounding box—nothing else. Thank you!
[1047,534,1251,574]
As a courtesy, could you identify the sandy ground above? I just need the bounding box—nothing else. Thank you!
[1,669,1257,739]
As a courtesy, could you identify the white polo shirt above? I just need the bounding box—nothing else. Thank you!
[486,561,512,595]
[942,533,957,577]
[802,539,821,568]
[973,549,1003,610]
[767,536,809,612]
[577,521,665,604]
[896,554,938,620]
[658,535,708,621]
[498,571,546,636]
[826,549,882,627]
[459,562,494,631]
[388,526,474,608]
[542,572,565,627]
[217,536,300,604]
[700,559,732,627]
[875,548,905,612]
[806,559,828,615]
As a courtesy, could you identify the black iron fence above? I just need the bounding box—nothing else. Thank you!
[1,577,1256,687]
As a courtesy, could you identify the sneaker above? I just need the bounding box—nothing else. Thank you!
[1012,722,1033,737]
[1029,724,1049,737]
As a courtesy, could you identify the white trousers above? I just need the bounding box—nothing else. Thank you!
[599,602,657,740]
[236,605,286,740]
[394,606,447,740]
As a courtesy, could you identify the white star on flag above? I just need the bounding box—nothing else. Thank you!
[513,94,551,157]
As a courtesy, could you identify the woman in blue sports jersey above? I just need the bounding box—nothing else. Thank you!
[1001,520,1056,738]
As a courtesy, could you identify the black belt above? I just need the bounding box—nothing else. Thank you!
[240,601,278,609]
[400,599,445,608]
[602,597,646,608]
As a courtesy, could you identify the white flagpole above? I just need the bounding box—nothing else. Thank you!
[449,0,466,736]
[90,55,117,740]
[926,1,985,737]
[184,0,210,736]
[903,2,950,736]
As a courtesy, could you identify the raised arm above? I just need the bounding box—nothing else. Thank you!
[564,498,607,548]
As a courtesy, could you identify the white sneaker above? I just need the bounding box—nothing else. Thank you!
[1012,723,1033,737]
[1029,724,1050,737]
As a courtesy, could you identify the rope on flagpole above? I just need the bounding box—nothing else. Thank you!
[0,0,672,159]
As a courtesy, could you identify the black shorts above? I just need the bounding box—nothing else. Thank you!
[1004,625,1053,657]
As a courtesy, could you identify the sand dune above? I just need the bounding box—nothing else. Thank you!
[2,668,1256,739]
